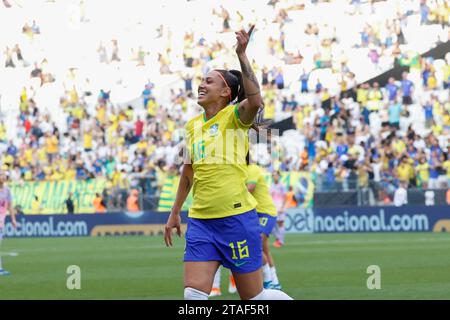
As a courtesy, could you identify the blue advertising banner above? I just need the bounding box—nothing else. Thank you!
[285,205,450,233]
[3,206,449,238]
[3,211,188,238]
[314,205,450,233]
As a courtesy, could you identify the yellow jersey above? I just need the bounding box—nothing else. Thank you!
[416,163,430,182]
[84,132,93,149]
[246,164,276,217]
[397,163,412,182]
[185,104,257,219]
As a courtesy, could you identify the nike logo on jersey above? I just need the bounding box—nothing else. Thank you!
[234,261,248,267]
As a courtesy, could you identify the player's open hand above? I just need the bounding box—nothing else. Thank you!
[164,211,181,247]
[235,24,255,55]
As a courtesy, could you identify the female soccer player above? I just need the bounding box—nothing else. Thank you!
[210,157,284,295]
[0,174,17,276]
[246,163,283,290]
[164,25,292,300]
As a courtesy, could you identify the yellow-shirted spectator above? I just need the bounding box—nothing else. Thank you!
[303,104,313,118]
[392,138,406,155]
[427,72,437,89]
[433,100,442,117]
[147,98,157,117]
[96,104,106,125]
[125,107,134,121]
[20,87,27,102]
[109,113,118,124]
[83,130,93,151]
[181,99,187,112]
[116,170,130,190]
[69,87,79,105]
[117,136,125,146]
[295,109,304,131]
[348,145,360,158]
[72,105,84,119]
[50,168,64,181]
[356,84,369,105]
[443,110,450,128]
[431,123,443,136]
[45,134,59,161]
[325,129,333,144]
[65,166,76,180]
[19,155,28,168]
[264,99,275,120]
[25,148,33,164]
[20,100,29,113]
[24,170,33,181]
[3,154,14,167]
[137,139,147,150]
[340,78,347,92]
[415,158,430,187]
[112,170,121,187]
[165,118,175,140]
[368,83,382,111]
[321,89,330,102]
[0,122,6,142]
[443,63,450,84]
[43,166,53,180]
[397,159,413,182]
[118,112,127,122]
[146,144,156,157]
[357,165,369,188]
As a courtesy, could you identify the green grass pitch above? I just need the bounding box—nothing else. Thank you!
[0,233,449,299]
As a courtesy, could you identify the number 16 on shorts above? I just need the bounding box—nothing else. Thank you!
[229,240,249,260]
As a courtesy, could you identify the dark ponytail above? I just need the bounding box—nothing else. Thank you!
[228,70,246,103]
[215,69,265,132]
[215,69,245,104]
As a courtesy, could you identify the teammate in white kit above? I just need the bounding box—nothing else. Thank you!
[0,173,17,276]
[270,171,287,248]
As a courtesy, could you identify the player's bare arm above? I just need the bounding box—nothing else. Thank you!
[164,163,193,247]
[235,25,263,125]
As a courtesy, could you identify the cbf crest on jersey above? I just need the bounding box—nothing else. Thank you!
[209,123,219,136]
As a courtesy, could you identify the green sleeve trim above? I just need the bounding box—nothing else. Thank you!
[246,180,257,185]
[234,104,252,128]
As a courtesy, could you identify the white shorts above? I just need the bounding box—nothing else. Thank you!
[277,211,286,222]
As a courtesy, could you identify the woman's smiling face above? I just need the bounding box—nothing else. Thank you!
[197,71,230,108]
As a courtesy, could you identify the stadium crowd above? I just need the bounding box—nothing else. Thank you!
[0,0,449,212]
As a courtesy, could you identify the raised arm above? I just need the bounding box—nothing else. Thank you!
[235,25,263,125]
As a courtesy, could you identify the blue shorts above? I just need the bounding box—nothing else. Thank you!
[258,213,277,237]
[184,209,262,274]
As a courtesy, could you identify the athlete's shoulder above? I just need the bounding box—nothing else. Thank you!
[248,163,261,175]
[231,103,252,128]
[185,113,203,131]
